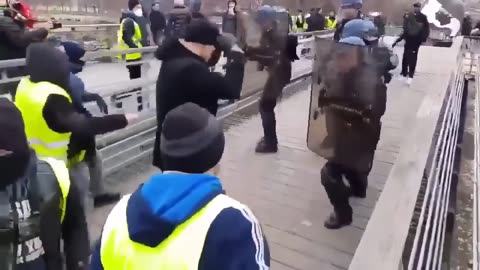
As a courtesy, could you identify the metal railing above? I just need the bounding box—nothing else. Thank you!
[349,37,466,270]
[474,45,480,270]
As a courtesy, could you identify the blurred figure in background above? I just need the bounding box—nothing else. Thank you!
[291,9,307,32]
[222,0,238,36]
[0,0,51,99]
[116,0,149,112]
[392,2,429,86]
[150,1,166,45]
[461,12,472,36]
[334,0,363,41]
[306,7,326,31]
[326,11,337,30]
[165,0,192,40]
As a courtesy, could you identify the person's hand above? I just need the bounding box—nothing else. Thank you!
[125,113,139,125]
[93,94,108,114]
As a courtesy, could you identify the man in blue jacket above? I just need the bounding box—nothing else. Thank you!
[91,102,270,270]
[61,41,123,207]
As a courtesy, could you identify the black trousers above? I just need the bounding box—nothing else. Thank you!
[320,161,369,212]
[114,63,143,111]
[259,98,278,145]
[401,46,420,78]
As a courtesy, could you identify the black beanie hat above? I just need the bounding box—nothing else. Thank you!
[160,103,225,174]
[128,0,140,10]
[185,18,221,48]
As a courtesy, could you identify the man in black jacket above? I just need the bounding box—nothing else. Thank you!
[152,19,244,169]
[165,0,191,39]
[393,2,429,86]
[0,0,50,98]
[150,1,166,45]
[0,98,89,270]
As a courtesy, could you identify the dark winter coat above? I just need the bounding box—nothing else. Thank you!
[462,17,472,36]
[165,5,192,39]
[150,10,166,33]
[395,12,430,49]
[306,13,326,31]
[152,39,243,169]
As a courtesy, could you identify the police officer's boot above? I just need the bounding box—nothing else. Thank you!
[256,108,278,153]
[321,166,353,229]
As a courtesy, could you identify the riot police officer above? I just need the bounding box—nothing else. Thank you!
[245,5,299,153]
[334,0,363,41]
[319,19,394,229]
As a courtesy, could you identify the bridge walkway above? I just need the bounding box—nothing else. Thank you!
[86,48,444,269]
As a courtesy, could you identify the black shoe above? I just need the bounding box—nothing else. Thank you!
[255,138,278,153]
[324,208,353,230]
[94,193,121,208]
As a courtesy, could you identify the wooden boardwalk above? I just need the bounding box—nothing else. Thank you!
[87,46,451,269]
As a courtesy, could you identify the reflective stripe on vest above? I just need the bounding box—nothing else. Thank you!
[39,157,71,223]
[117,18,143,61]
[100,194,246,270]
[15,78,72,162]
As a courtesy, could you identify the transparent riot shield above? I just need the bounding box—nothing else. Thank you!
[235,11,290,98]
[307,38,389,172]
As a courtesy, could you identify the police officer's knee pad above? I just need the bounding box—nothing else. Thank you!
[320,165,337,186]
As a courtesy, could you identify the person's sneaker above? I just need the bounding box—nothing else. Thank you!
[255,138,278,154]
[407,78,413,86]
[94,192,121,208]
[324,209,353,230]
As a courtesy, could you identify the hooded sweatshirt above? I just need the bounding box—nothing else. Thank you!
[91,173,270,270]
[25,43,128,140]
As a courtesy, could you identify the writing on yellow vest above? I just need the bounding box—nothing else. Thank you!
[117,18,143,61]
[100,194,245,269]
[40,157,71,223]
[15,78,72,163]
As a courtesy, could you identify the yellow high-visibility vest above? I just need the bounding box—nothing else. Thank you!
[100,194,247,269]
[118,18,143,61]
[291,15,307,31]
[40,157,71,223]
[326,18,337,30]
[15,78,72,163]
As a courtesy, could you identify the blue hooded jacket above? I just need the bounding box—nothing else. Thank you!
[91,173,270,270]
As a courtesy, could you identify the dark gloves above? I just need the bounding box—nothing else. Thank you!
[83,92,108,114]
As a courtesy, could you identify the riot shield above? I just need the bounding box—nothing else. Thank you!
[307,38,389,172]
[235,10,290,98]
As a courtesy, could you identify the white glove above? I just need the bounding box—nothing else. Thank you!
[125,113,139,125]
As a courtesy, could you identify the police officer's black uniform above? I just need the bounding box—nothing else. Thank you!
[320,35,393,230]
[245,18,298,153]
